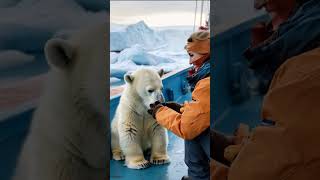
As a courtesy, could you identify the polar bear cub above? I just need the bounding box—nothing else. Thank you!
[13,24,108,180]
[111,68,170,169]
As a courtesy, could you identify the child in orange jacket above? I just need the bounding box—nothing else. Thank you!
[148,30,210,180]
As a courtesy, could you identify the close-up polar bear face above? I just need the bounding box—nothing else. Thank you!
[45,26,107,118]
[124,68,165,108]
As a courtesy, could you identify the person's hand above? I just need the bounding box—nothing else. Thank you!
[232,123,250,145]
[147,101,164,119]
[224,123,250,162]
[162,102,182,113]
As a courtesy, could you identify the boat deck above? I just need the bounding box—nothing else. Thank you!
[110,131,187,180]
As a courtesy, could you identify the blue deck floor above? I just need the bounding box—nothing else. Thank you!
[110,131,187,180]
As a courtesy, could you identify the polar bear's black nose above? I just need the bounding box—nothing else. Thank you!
[157,94,165,103]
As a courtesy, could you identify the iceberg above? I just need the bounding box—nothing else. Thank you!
[110,21,192,86]
[110,21,166,52]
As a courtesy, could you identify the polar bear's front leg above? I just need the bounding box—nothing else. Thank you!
[111,130,125,161]
[111,120,125,161]
[149,123,170,165]
[119,123,150,169]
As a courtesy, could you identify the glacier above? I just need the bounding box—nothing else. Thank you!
[110,21,193,86]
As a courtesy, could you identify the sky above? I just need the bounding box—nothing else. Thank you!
[110,1,210,27]
[110,0,265,32]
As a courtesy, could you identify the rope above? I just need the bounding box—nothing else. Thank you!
[193,0,198,32]
[200,0,204,27]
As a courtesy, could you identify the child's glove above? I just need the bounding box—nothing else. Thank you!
[148,101,164,119]
[162,102,182,113]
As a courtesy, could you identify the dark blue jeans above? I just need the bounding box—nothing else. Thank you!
[185,128,210,180]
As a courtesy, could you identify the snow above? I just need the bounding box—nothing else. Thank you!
[110,21,192,86]
[117,45,174,66]
[110,77,121,84]
[0,50,35,69]
[110,52,119,64]
[0,0,107,84]
[0,0,107,53]
[110,62,135,79]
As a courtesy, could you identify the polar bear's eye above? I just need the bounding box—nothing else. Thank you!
[148,89,154,93]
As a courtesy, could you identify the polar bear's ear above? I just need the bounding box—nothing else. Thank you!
[44,38,75,70]
[158,69,164,77]
[124,74,134,84]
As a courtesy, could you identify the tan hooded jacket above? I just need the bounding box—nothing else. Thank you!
[228,47,320,180]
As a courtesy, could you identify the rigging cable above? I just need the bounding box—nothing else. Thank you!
[193,0,198,32]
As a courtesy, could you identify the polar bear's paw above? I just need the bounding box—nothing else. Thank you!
[112,150,125,161]
[126,159,151,169]
[151,155,170,165]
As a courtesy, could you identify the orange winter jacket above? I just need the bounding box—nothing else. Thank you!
[228,47,320,180]
[155,77,210,140]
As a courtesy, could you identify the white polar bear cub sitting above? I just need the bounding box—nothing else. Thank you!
[111,68,170,169]
[13,24,108,180]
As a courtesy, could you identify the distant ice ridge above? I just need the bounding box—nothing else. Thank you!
[0,50,35,69]
[111,21,193,52]
[110,21,192,86]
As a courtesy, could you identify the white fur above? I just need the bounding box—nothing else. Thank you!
[111,68,170,169]
[13,23,108,180]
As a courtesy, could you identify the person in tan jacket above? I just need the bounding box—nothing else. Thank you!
[228,46,320,180]
[212,44,320,180]
[212,0,320,179]
[148,30,210,180]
